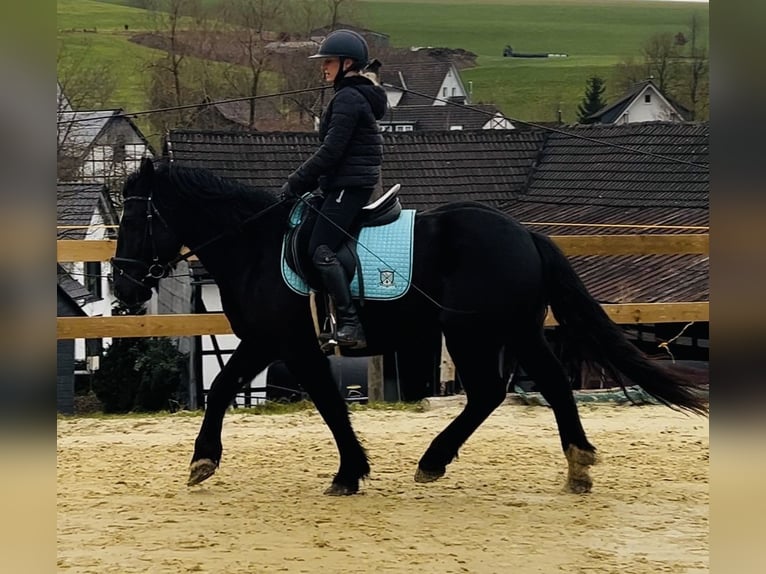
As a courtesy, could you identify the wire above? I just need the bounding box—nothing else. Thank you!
[56,85,329,125]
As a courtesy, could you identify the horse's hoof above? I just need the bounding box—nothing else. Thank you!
[567,477,593,494]
[324,482,358,496]
[188,459,217,486]
[414,467,445,483]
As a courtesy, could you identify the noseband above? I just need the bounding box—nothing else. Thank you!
[111,196,175,289]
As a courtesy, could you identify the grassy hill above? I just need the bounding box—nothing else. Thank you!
[58,0,709,125]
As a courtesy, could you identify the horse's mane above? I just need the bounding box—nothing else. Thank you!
[154,161,279,229]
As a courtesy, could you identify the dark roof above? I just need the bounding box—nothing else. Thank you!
[56,182,115,239]
[586,80,692,124]
[381,103,509,131]
[165,123,709,304]
[57,285,88,317]
[166,128,546,211]
[57,264,99,304]
[166,123,707,210]
[382,61,457,106]
[520,122,708,208]
[497,202,708,303]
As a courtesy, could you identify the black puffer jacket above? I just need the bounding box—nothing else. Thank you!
[288,76,387,194]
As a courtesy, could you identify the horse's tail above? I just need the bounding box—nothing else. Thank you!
[530,231,708,416]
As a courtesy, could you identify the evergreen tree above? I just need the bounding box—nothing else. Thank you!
[577,76,607,124]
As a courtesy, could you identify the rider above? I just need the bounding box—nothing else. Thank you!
[280,30,387,349]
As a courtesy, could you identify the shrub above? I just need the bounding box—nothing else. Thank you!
[91,337,187,413]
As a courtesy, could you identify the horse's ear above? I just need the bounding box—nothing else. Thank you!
[139,157,154,180]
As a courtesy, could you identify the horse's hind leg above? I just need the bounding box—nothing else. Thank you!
[188,338,273,486]
[416,334,507,484]
[515,331,597,493]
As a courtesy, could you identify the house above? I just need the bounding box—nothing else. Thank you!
[585,80,691,125]
[380,104,513,132]
[57,276,98,414]
[57,106,155,185]
[377,60,513,132]
[190,97,316,133]
[57,182,120,363]
[380,60,470,108]
[163,122,708,401]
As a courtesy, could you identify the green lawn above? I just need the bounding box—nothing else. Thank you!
[58,0,709,123]
[355,0,708,122]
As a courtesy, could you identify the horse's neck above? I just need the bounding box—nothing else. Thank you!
[166,198,281,287]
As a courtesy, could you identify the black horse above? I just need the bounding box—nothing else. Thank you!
[112,158,707,495]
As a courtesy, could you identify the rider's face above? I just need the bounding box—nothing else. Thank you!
[321,57,344,82]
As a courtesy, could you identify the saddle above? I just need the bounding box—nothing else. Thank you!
[281,183,415,303]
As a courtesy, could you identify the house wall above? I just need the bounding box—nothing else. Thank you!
[434,67,467,106]
[618,87,683,124]
[482,114,515,130]
[200,284,267,406]
[385,88,404,108]
[57,294,80,414]
[80,119,152,182]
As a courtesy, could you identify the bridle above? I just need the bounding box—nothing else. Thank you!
[111,195,177,289]
[111,192,292,290]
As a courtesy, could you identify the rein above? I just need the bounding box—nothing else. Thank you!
[112,194,290,288]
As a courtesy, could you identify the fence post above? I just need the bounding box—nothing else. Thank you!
[368,355,384,402]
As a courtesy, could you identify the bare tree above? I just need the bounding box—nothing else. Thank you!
[681,14,709,120]
[326,0,358,30]
[613,17,708,121]
[289,0,328,36]
[57,40,119,181]
[642,32,682,95]
[219,0,284,128]
[143,0,206,133]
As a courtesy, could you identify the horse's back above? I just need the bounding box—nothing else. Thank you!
[413,201,544,310]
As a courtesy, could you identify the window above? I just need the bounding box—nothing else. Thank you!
[449,125,463,130]
[85,261,102,298]
[452,87,456,97]
[379,124,393,132]
[644,93,652,104]
[395,125,413,132]
[442,87,447,97]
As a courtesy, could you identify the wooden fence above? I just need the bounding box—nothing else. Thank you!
[56,234,709,340]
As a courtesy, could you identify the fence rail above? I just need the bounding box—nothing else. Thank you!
[56,235,709,340]
[56,234,709,262]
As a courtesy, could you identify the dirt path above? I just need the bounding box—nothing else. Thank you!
[57,403,708,573]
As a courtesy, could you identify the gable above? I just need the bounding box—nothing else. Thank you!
[618,86,684,124]
[381,61,457,106]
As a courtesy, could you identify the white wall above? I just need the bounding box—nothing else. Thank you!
[201,284,267,406]
[434,67,467,105]
[618,86,683,124]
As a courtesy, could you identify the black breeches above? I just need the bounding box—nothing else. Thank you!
[308,187,373,258]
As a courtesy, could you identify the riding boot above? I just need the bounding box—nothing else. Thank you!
[313,246,366,349]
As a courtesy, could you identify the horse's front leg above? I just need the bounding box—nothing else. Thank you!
[283,340,370,496]
[188,338,273,486]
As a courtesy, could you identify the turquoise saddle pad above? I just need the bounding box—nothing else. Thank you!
[281,202,416,301]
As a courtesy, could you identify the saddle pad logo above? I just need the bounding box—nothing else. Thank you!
[379,270,395,287]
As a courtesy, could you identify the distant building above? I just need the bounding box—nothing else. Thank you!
[585,80,691,125]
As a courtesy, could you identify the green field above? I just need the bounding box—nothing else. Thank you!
[58,0,709,125]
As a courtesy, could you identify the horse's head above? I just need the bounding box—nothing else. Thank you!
[112,157,183,309]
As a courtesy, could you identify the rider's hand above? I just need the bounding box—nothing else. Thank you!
[279,181,298,201]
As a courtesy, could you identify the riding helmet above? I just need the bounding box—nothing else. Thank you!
[309,29,369,64]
